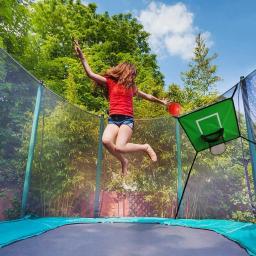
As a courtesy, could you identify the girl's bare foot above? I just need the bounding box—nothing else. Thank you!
[121,158,129,175]
[145,144,157,162]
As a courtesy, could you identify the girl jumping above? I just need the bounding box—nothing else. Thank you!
[74,41,169,174]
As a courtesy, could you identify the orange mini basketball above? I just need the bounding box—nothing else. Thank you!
[168,102,182,117]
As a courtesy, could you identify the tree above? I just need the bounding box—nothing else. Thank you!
[0,0,30,59]
[181,33,221,104]
[23,0,165,115]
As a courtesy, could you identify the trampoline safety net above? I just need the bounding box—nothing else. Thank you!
[0,48,256,222]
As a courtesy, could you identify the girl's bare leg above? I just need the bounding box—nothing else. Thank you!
[115,125,157,162]
[102,124,129,174]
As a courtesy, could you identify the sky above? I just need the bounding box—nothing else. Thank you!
[83,0,256,93]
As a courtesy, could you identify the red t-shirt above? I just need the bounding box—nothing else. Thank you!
[106,78,137,117]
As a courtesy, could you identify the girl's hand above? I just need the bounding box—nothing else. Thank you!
[162,98,170,107]
[73,40,84,59]
[73,40,107,85]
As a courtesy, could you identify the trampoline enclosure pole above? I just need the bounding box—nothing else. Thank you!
[21,85,43,217]
[175,119,183,216]
[94,115,104,217]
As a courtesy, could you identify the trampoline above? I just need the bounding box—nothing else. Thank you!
[0,223,248,256]
[0,217,254,256]
[0,50,256,255]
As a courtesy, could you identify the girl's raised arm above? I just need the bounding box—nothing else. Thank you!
[74,40,106,85]
[137,90,169,106]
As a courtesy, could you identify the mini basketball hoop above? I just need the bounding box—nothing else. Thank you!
[201,128,226,155]
[178,99,240,154]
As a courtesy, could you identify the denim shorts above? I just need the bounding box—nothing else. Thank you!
[108,114,134,129]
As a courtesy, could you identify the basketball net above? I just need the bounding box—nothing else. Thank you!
[210,143,226,155]
[201,128,226,155]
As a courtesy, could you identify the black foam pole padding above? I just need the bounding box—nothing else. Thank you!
[175,152,198,219]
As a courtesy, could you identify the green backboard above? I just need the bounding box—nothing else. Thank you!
[178,99,240,152]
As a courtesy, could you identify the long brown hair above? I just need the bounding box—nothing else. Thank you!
[104,62,137,88]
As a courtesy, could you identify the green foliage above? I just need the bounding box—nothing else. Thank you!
[0,0,30,59]
[22,101,100,216]
[179,137,256,220]
[4,196,21,219]
[167,84,186,105]
[181,33,221,107]
[232,210,256,223]
[102,117,178,217]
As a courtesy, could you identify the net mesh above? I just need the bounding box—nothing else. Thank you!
[0,49,38,220]
[0,49,255,222]
[177,74,256,221]
[241,71,256,141]
[27,88,99,217]
[100,117,178,217]
[179,138,255,220]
